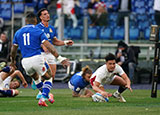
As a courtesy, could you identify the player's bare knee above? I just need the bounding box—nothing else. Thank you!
[42,75,51,80]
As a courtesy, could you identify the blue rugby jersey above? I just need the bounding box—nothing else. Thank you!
[36,22,57,52]
[13,24,48,58]
[69,72,90,93]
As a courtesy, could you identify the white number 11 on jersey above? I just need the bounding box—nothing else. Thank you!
[23,33,30,45]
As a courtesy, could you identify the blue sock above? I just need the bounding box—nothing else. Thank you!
[118,86,127,94]
[42,81,52,98]
[36,81,43,92]
[2,66,10,73]
[0,89,13,97]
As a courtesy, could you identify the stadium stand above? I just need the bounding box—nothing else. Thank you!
[0,3,12,20]
[69,26,83,40]
[99,26,111,40]
[129,26,139,40]
[88,26,98,40]
[144,27,150,40]
[14,3,24,13]
[113,26,124,40]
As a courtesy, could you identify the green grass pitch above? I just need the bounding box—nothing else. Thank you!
[0,88,160,115]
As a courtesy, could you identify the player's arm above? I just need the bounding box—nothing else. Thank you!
[92,81,110,97]
[10,70,28,88]
[121,73,132,92]
[42,40,70,68]
[10,45,18,68]
[53,37,74,46]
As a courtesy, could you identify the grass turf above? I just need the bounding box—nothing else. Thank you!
[0,88,160,115]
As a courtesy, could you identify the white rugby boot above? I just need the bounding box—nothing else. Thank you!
[113,90,126,103]
[0,62,6,71]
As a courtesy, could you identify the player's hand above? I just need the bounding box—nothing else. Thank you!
[64,40,74,46]
[117,52,122,58]
[61,59,70,68]
[57,55,70,68]
[10,61,17,70]
[100,91,112,98]
[125,84,132,92]
[22,82,28,88]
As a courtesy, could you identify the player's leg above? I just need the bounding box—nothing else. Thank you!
[84,89,94,97]
[0,89,19,97]
[43,54,57,102]
[110,76,127,102]
[49,64,56,82]
[35,64,56,101]
[0,62,6,71]
[40,68,54,104]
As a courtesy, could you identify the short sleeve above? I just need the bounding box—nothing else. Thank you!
[116,64,125,76]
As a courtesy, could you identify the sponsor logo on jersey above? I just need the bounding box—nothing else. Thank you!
[49,28,53,33]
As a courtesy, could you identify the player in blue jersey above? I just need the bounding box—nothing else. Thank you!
[0,65,28,97]
[68,65,94,97]
[37,8,74,81]
[10,12,70,107]
[34,8,74,100]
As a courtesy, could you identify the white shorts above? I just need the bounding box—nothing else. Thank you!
[41,52,57,64]
[21,55,49,76]
[68,81,87,95]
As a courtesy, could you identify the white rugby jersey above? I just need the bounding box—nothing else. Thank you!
[90,64,124,85]
[154,0,160,11]
[0,76,12,90]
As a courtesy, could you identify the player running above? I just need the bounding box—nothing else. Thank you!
[10,12,70,107]
[90,53,132,102]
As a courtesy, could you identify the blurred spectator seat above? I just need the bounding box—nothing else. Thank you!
[88,26,98,40]
[14,3,25,13]
[108,13,118,28]
[105,0,119,12]
[0,3,11,10]
[134,7,146,14]
[99,26,111,40]
[137,14,148,21]
[79,0,89,15]
[138,20,150,31]
[134,0,145,8]
[0,0,8,2]
[64,27,70,39]
[79,0,89,9]
[129,26,139,40]
[0,3,12,20]
[144,28,150,40]
[113,26,124,40]
[108,13,118,22]
[69,27,82,40]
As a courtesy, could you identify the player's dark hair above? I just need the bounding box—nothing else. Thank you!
[37,8,48,21]
[105,53,116,62]
[25,12,37,24]
[82,65,92,78]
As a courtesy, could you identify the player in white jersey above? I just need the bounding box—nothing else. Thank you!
[90,53,132,102]
[0,66,28,97]
[10,12,70,107]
